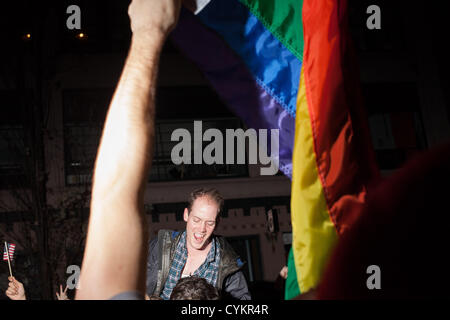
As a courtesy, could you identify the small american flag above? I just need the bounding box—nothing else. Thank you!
[3,242,15,261]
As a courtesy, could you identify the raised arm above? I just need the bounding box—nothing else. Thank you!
[76,0,181,300]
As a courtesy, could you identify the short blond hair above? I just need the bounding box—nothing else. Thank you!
[188,188,224,214]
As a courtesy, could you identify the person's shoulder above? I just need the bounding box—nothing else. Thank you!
[215,235,234,253]
[149,229,175,246]
[155,229,179,239]
[148,229,181,259]
[109,291,145,300]
[151,229,183,247]
[215,235,245,268]
[170,230,181,238]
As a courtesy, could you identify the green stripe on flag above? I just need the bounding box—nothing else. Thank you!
[239,0,304,60]
[285,247,301,299]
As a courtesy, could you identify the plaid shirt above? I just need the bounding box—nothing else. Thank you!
[160,231,221,300]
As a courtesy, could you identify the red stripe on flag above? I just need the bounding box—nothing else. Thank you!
[3,243,15,261]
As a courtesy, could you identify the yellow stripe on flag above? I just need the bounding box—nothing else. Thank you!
[291,69,338,293]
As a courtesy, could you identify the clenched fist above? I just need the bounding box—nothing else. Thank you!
[5,277,26,300]
[128,0,182,38]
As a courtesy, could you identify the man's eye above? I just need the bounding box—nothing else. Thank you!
[193,218,200,223]
[207,222,215,226]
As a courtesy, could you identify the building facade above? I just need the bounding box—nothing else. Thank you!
[1,1,450,297]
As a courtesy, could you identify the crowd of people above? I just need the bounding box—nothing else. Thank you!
[4,0,450,300]
[5,278,70,300]
[5,274,221,300]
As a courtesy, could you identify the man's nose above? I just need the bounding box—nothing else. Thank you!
[200,222,207,232]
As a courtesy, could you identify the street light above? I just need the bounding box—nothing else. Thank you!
[22,33,32,41]
[75,32,87,40]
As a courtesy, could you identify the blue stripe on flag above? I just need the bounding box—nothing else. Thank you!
[198,0,302,117]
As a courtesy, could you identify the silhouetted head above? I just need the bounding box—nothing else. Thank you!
[170,276,220,300]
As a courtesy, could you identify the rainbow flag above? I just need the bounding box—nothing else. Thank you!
[172,0,379,298]
[171,0,302,177]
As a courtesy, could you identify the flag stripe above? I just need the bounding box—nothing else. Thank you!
[238,0,304,60]
[301,0,378,233]
[172,9,296,177]
[285,247,301,299]
[3,243,15,261]
[291,68,338,293]
[197,0,302,117]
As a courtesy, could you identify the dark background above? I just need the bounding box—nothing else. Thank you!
[0,0,449,300]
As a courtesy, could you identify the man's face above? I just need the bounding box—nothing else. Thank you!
[184,196,219,251]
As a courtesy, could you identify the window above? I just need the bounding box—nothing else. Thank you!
[226,235,263,283]
[0,91,28,189]
[149,118,249,181]
[63,86,249,184]
[63,89,110,185]
[363,83,427,170]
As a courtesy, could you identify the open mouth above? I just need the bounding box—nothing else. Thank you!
[193,233,205,242]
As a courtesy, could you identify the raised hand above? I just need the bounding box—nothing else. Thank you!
[5,277,26,300]
[56,284,69,300]
[279,266,288,280]
[128,0,182,37]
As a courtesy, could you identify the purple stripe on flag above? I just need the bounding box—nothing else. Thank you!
[171,8,295,177]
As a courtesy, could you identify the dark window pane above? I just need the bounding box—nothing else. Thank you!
[63,89,109,185]
[363,83,427,169]
[0,91,28,189]
[63,89,248,184]
[225,235,263,283]
[149,118,249,182]
[156,86,233,119]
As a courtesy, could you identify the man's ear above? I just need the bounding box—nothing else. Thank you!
[183,208,189,222]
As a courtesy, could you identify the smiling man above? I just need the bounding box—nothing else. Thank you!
[146,188,251,300]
